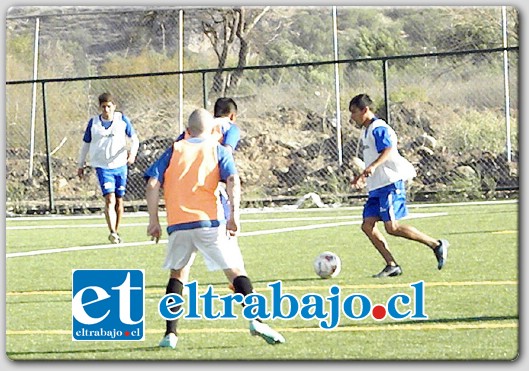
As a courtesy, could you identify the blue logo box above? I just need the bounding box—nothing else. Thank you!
[72,269,145,341]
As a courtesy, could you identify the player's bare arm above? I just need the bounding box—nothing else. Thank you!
[145,177,162,243]
[77,141,90,179]
[127,134,140,165]
[351,173,366,189]
[226,174,241,236]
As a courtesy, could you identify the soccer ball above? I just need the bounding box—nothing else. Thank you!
[313,251,341,279]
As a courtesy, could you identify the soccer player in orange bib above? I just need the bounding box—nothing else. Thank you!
[145,108,285,349]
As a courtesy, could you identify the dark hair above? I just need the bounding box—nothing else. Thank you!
[98,92,114,105]
[214,97,237,118]
[349,93,373,111]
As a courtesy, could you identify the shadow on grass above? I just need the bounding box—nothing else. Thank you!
[7,342,254,359]
[7,315,517,359]
[7,345,161,358]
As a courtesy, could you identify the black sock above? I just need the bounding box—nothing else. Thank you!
[232,275,263,322]
[232,275,254,296]
[165,278,183,336]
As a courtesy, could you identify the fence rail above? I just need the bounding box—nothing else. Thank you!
[6,7,519,213]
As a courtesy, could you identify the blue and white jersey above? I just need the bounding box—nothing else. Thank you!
[213,117,240,150]
[82,112,136,169]
[361,118,416,192]
[176,117,240,150]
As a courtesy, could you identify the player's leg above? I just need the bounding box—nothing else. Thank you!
[95,167,120,243]
[384,220,438,247]
[362,217,394,264]
[381,183,448,269]
[361,195,401,277]
[115,196,124,237]
[103,192,117,232]
[222,266,285,344]
[159,268,186,348]
[362,216,402,277]
[103,193,120,243]
[113,165,128,241]
[385,220,449,269]
[177,264,192,287]
[159,230,196,349]
[199,226,285,344]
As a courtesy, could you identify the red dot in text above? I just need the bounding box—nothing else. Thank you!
[372,305,387,320]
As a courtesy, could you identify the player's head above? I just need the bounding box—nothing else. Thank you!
[98,92,115,106]
[349,94,373,127]
[214,97,237,120]
[187,108,214,138]
[98,92,116,120]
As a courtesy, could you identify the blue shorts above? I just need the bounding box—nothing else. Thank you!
[95,166,128,197]
[363,180,408,222]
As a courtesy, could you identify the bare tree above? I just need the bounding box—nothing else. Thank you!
[202,7,270,95]
[142,10,180,56]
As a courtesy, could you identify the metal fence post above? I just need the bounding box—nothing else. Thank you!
[41,82,55,212]
[332,6,343,167]
[501,6,512,162]
[202,72,208,108]
[382,59,390,125]
[29,17,40,179]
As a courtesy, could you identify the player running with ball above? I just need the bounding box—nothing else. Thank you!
[349,93,449,278]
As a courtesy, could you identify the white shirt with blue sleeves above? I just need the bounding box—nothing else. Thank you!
[361,118,416,192]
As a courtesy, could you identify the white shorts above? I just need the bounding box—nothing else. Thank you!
[163,225,245,272]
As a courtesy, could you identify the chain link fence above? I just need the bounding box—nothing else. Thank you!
[5,6,519,213]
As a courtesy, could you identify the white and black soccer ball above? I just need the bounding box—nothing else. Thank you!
[313,251,341,279]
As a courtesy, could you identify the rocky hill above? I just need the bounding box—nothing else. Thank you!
[5,99,519,214]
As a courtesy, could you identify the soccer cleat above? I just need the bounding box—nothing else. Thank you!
[108,232,122,244]
[159,333,178,349]
[249,320,285,345]
[372,265,402,278]
[434,239,449,270]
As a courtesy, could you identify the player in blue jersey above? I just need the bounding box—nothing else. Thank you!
[77,93,139,244]
[210,97,240,218]
[211,97,240,152]
[349,93,449,278]
[176,97,240,153]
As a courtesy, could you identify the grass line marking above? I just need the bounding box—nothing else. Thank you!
[491,230,517,234]
[6,222,149,230]
[6,215,365,230]
[5,212,447,259]
[6,280,517,296]
[6,321,518,336]
[5,242,151,258]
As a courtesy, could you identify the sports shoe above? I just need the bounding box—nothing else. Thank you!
[108,232,122,244]
[372,265,402,278]
[249,320,285,345]
[159,333,178,349]
[434,239,449,270]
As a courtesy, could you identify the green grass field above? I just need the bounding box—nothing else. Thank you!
[5,201,518,361]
